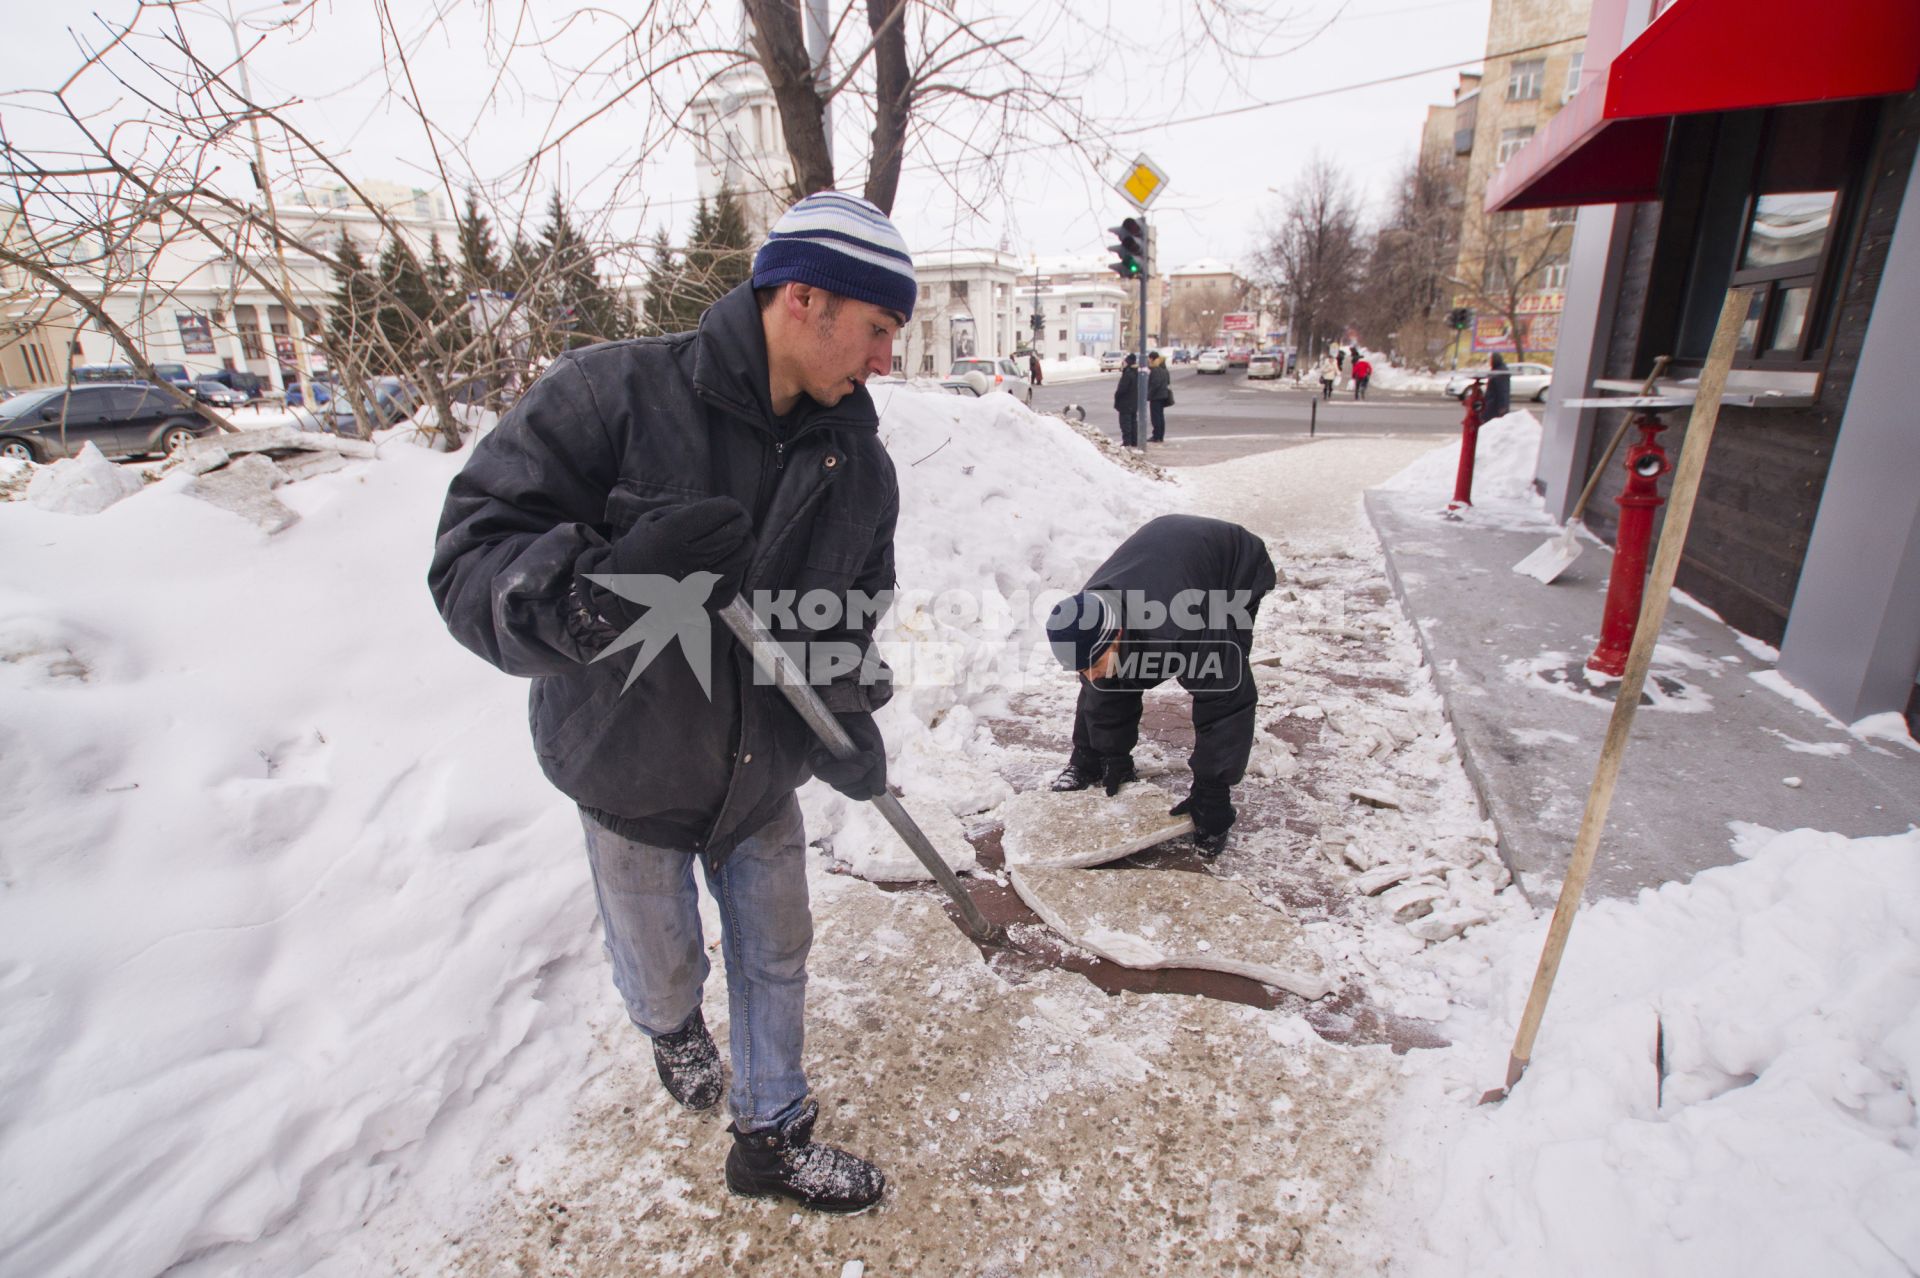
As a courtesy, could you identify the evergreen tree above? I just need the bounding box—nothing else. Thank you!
[455,191,501,291]
[375,236,435,374]
[537,191,627,349]
[325,231,379,367]
[640,226,686,335]
[681,185,755,316]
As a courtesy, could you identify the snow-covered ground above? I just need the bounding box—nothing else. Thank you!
[3,387,1913,1275]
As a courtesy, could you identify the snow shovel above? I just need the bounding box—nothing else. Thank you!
[1511,356,1669,585]
[717,597,1002,944]
[1481,299,1740,1105]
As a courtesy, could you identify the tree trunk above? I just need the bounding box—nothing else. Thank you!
[863,0,911,215]
[743,0,834,197]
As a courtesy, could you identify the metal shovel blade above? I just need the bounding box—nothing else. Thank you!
[1512,525,1582,584]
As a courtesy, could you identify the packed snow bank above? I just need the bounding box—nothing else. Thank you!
[1367,362,1452,395]
[0,381,1175,1273]
[25,441,146,514]
[1369,824,1920,1276]
[1371,409,1551,534]
[805,384,1176,880]
[1039,355,1103,384]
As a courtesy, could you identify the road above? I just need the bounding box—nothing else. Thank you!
[1031,365,1463,467]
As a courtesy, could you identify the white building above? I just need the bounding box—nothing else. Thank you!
[688,65,795,240]
[64,186,456,391]
[1020,254,1142,363]
[894,247,1025,375]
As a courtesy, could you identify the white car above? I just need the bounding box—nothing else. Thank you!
[948,357,1033,404]
[1098,350,1128,372]
[1445,362,1552,402]
[1246,354,1279,380]
[1196,348,1229,374]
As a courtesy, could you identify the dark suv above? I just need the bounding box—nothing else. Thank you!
[0,382,212,462]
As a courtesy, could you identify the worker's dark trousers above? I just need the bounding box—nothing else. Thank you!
[1117,407,1139,447]
[1149,402,1167,442]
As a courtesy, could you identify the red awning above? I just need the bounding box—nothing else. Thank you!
[1487,0,1920,212]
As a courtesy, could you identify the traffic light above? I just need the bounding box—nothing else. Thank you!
[1108,217,1147,279]
[1448,306,1473,331]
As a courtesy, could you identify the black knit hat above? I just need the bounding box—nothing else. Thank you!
[1045,591,1121,671]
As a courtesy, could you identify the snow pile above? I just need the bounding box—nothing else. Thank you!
[1371,409,1553,534]
[1372,824,1920,1275]
[1039,355,1102,383]
[811,384,1176,880]
[25,441,146,514]
[1367,362,1453,395]
[1375,409,1540,504]
[0,381,1173,1272]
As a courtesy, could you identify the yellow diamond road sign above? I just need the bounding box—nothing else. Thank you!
[1118,155,1168,210]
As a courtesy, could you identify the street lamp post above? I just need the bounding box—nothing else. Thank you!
[220,0,314,414]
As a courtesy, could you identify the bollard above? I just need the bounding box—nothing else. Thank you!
[1449,379,1486,510]
[1587,413,1673,677]
[1309,396,1317,437]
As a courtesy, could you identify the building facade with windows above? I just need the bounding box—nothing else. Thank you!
[892,248,1026,374]
[687,64,796,240]
[1,204,87,389]
[62,187,459,393]
[1492,0,1920,729]
[1442,0,1590,364]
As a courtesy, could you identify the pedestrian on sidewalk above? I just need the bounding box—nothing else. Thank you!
[1029,350,1044,386]
[1147,350,1172,443]
[1318,353,1338,400]
[429,190,914,1216]
[1114,353,1140,448]
[1352,354,1372,400]
[1043,514,1278,857]
[1483,351,1512,421]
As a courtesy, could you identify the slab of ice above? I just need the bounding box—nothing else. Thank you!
[1009,865,1333,999]
[996,784,1194,869]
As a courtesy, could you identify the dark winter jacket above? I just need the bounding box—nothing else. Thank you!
[1147,362,1171,404]
[1114,365,1139,412]
[1077,515,1277,789]
[1483,358,1512,420]
[428,283,898,860]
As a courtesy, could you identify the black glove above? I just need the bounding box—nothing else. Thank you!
[1171,784,1235,857]
[809,711,888,801]
[1101,754,1137,796]
[609,496,755,612]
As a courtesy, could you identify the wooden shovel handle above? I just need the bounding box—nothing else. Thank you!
[1499,317,1733,1089]
[1567,355,1670,524]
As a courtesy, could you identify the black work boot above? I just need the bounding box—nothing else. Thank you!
[725,1099,885,1214]
[1050,751,1103,792]
[651,1008,723,1111]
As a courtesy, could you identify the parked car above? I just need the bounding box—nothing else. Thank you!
[1246,354,1280,380]
[0,382,213,462]
[322,376,422,437]
[1097,350,1127,372]
[202,367,268,400]
[192,376,246,409]
[1444,362,1553,403]
[1196,348,1229,374]
[283,373,337,408]
[940,371,991,397]
[1227,348,1251,368]
[947,357,1033,404]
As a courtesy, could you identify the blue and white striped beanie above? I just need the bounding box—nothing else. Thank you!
[751,191,916,321]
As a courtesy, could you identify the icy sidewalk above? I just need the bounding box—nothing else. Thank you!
[1363,427,1920,902]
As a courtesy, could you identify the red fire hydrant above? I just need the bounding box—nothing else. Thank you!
[1449,379,1486,510]
[1587,413,1672,677]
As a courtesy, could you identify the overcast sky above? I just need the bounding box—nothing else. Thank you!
[4,0,1494,276]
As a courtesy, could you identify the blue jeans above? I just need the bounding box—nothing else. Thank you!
[580,799,812,1130]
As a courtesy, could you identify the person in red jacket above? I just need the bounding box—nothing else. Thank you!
[1351,354,1373,401]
